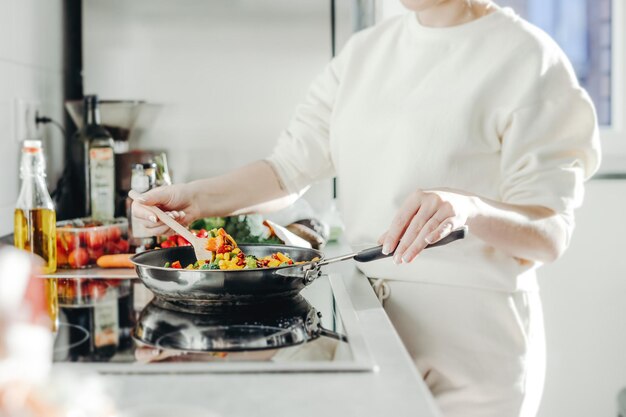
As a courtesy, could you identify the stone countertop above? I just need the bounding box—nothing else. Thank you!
[94,243,442,417]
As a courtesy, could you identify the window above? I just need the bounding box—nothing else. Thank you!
[499,0,612,126]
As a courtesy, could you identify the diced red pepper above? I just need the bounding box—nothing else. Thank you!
[171,261,182,269]
[216,244,233,254]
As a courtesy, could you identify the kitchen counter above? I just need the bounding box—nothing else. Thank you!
[79,243,441,417]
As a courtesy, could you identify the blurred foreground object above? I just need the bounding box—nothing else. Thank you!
[0,247,54,416]
[0,247,115,417]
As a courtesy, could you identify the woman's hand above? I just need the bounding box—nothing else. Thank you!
[130,160,293,236]
[379,189,477,264]
[131,183,201,236]
[379,188,571,265]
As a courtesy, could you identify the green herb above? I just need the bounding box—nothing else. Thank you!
[245,256,258,269]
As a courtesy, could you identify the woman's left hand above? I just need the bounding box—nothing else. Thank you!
[379,189,477,264]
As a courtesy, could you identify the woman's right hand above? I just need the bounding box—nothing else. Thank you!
[131,183,201,236]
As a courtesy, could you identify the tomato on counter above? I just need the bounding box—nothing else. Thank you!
[85,230,106,250]
[68,247,89,268]
[107,226,122,242]
[115,239,129,253]
[56,218,129,269]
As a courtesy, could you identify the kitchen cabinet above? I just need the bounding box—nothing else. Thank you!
[537,179,626,417]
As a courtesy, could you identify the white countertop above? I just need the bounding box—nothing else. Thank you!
[55,243,442,417]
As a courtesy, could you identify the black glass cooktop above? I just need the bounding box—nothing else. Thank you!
[52,276,359,370]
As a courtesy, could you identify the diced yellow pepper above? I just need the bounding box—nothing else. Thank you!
[268,259,281,268]
[185,264,194,270]
[276,252,290,263]
[197,259,206,267]
[233,248,241,254]
[224,253,231,261]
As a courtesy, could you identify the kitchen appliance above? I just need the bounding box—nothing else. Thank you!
[130,228,467,306]
[52,274,376,373]
[65,100,161,152]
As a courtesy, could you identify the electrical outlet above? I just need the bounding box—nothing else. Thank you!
[13,98,42,143]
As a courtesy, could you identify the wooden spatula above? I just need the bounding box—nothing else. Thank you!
[128,190,213,261]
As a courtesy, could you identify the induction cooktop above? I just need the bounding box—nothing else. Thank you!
[52,274,376,373]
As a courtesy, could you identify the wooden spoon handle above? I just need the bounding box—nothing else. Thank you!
[128,190,198,243]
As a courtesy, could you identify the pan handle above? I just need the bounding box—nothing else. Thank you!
[353,226,468,263]
[319,328,348,342]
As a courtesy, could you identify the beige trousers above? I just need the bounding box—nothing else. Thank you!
[378,280,545,417]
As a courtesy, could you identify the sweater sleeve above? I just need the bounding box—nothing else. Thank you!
[499,76,601,215]
[265,51,345,195]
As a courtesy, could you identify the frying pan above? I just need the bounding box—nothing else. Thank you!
[131,226,467,306]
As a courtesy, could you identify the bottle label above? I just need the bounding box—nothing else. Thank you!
[89,147,115,220]
[93,289,119,348]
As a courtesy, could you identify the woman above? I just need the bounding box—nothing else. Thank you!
[133,0,601,415]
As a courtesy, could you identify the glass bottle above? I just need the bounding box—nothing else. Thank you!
[14,140,58,330]
[127,163,156,250]
[154,152,172,186]
[81,95,116,220]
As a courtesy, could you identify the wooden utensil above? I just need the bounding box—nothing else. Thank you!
[128,190,213,261]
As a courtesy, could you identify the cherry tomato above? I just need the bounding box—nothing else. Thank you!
[56,237,67,254]
[160,240,172,249]
[88,246,104,261]
[68,248,89,268]
[62,232,80,252]
[78,230,89,246]
[116,239,129,253]
[57,250,68,267]
[196,229,208,238]
[85,230,106,250]
[104,241,119,254]
[107,226,122,242]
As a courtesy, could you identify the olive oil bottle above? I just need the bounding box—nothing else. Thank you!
[14,140,58,329]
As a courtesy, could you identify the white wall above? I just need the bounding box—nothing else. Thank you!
[0,0,65,235]
[82,0,338,215]
[538,179,626,417]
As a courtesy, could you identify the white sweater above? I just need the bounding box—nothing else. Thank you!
[268,7,601,292]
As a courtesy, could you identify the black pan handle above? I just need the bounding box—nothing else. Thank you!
[353,226,468,263]
[319,328,348,342]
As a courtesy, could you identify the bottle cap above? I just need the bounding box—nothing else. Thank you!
[22,140,42,153]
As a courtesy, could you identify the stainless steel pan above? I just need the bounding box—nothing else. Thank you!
[131,227,467,306]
